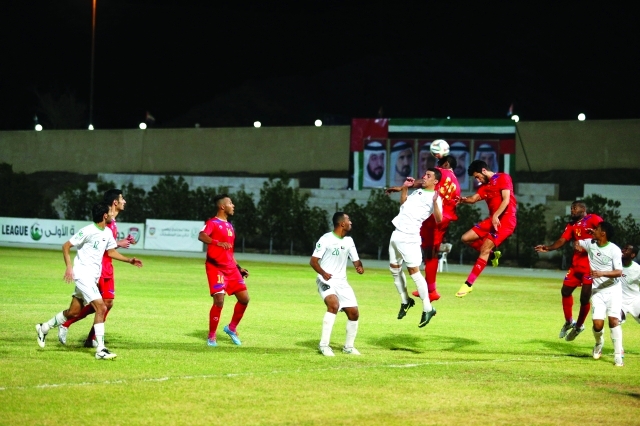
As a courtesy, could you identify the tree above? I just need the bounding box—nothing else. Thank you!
[341,200,371,255]
[230,188,258,253]
[0,163,58,219]
[364,189,398,260]
[117,183,148,223]
[145,176,192,220]
[582,194,639,247]
[514,203,547,267]
[447,203,481,263]
[256,175,297,254]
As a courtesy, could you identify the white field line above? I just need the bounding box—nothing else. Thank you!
[0,355,564,392]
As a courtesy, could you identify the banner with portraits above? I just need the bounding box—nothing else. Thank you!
[389,140,414,187]
[362,140,387,188]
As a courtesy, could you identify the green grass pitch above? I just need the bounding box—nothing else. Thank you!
[1,247,639,425]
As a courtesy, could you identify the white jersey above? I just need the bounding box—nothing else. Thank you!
[621,260,640,302]
[312,232,359,281]
[392,189,442,235]
[68,223,117,280]
[577,239,623,289]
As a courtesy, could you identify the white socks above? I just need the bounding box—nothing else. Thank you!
[390,267,409,304]
[42,311,67,333]
[610,325,623,356]
[345,320,359,349]
[592,327,604,345]
[320,312,336,347]
[94,322,105,350]
[410,272,432,312]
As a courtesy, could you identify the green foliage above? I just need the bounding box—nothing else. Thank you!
[341,199,371,253]
[230,188,259,253]
[582,194,640,247]
[364,189,398,259]
[514,203,548,267]
[117,183,148,223]
[447,203,481,260]
[0,163,58,219]
[146,176,193,220]
[59,182,100,220]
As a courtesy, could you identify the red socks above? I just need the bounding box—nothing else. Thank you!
[562,295,574,322]
[209,305,222,339]
[465,258,487,285]
[229,302,248,333]
[62,304,95,328]
[424,258,439,292]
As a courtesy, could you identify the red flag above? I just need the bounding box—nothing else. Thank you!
[507,103,514,117]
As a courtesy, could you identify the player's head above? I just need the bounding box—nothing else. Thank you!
[421,168,441,189]
[104,189,125,212]
[621,243,639,262]
[467,159,491,184]
[332,212,352,232]
[594,221,614,241]
[214,193,234,216]
[91,202,110,224]
[570,200,587,221]
[438,154,457,171]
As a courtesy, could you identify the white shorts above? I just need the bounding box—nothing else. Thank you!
[591,285,622,321]
[388,229,422,268]
[622,297,640,324]
[317,277,357,310]
[72,271,102,305]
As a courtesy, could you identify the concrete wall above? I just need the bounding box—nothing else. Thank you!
[0,126,350,175]
[515,119,640,172]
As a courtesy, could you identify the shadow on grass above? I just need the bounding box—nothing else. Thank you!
[527,339,592,358]
[367,334,479,353]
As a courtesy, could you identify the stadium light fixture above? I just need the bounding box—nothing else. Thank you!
[88,124,94,130]
[35,124,43,131]
[511,114,520,122]
[254,121,261,128]
[578,113,586,121]
[139,122,147,130]
[314,119,322,127]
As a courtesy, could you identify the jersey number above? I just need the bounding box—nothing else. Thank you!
[332,248,340,255]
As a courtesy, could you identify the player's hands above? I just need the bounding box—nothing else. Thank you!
[492,213,501,230]
[573,241,585,252]
[355,265,364,274]
[217,241,232,249]
[590,269,604,278]
[64,267,74,283]
[237,265,249,278]
[586,227,594,235]
[403,177,415,187]
[322,272,332,281]
[432,191,440,202]
[534,244,549,252]
[117,238,131,249]
[385,186,401,195]
[129,257,143,267]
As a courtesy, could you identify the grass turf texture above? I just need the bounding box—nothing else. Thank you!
[1,247,639,425]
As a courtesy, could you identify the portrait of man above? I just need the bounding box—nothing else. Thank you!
[474,143,499,173]
[449,141,470,190]
[390,140,413,186]
[418,141,437,179]
[363,140,387,188]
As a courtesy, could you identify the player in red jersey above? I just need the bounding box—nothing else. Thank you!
[198,194,250,347]
[410,154,460,301]
[456,159,517,297]
[57,189,134,347]
[535,201,603,341]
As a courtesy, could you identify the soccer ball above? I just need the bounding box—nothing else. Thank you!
[430,139,450,157]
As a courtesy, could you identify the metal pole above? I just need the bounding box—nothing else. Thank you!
[89,0,97,126]
[515,123,532,173]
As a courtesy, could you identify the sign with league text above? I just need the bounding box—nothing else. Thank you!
[0,217,145,247]
[144,219,204,252]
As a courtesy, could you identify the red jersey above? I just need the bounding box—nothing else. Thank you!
[436,167,460,221]
[477,173,517,217]
[101,219,118,279]
[202,217,236,270]
[561,213,604,268]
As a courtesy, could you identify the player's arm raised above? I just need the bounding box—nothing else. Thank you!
[106,248,143,267]
[535,237,568,252]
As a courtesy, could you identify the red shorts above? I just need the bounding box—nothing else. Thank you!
[98,277,115,300]
[205,262,246,296]
[473,214,516,247]
[563,259,592,288]
[420,215,452,248]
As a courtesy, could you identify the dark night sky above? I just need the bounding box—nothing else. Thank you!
[1,1,638,130]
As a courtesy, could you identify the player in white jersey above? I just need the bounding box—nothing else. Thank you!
[620,244,640,324]
[35,203,143,360]
[386,168,442,327]
[310,212,364,356]
[575,221,624,366]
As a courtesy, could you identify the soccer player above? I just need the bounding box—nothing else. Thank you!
[456,160,517,297]
[412,154,460,301]
[310,212,365,356]
[534,201,603,340]
[35,202,143,360]
[386,169,441,327]
[58,189,134,348]
[574,222,624,366]
[620,243,640,325]
[198,194,250,347]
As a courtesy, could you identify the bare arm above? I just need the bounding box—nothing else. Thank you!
[432,192,443,224]
[310,256,332,281]
[353,260,364,274]
[399,185,409,205]
[535,237,568,252]
[107,248,143,267]
[591,269,622,279]
[459,193,482,204]
[198,231,232,250]
[62,241,74,283]
[491,189,511,229]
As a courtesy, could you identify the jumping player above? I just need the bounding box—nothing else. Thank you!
[456,160,517,297]
[198,194,250,347]
[535,201,603,340]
